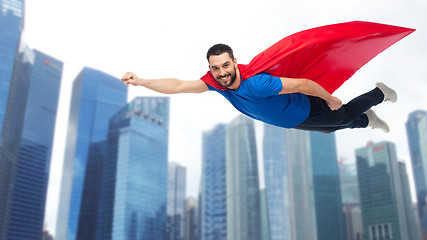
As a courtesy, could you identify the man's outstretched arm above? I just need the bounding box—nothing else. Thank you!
[121,72,209,94]
[279,77,343,110]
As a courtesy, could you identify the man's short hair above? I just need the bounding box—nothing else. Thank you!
[206,44,234,62]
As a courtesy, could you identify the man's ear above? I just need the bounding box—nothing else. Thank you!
[233,58,238,67]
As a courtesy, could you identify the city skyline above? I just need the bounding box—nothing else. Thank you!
[17,0,427,237]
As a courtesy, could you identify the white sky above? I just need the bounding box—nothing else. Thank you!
[24,0,427,236]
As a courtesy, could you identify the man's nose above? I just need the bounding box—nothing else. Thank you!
[219,68,226,76]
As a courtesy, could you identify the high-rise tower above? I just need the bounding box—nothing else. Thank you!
[56,67,127,240]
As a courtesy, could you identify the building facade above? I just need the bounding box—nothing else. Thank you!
[200,124,227,240]
[0,1,25,238]
[262,124,291,240]
[226,116,262,240]
[286,129,317,240]
[406,110,427,239]
[56,67,128,240]
[357,141,410,240]
[167,162,187,240]
[280,129,345,240]
[96,97,169,239]
[0,0,24,139]
[398,162,421,240]
[185,196,199,240]
[309,131,345,240]
[339,163,363,240]
[0,40,62,239]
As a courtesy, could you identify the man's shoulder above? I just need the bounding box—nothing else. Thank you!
[251,72,273,78]
[246,72,280,86]
[244,72,282,96]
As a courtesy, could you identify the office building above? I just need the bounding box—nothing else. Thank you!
[339,163,363,240]
[260,189,271,240]
[95,97,169,239]
[185,196,198,240]
[0,42,62,239]
[167,162,187,240]
[200,124,227,240]
[0,1,25,237]
[398,162,421,240]
[56,67,127,240]
[406,110,427,239]
[357,141,410,240]
[0,0,24,138]
[226,115,262,240]
[262,124,291,240]
[309,131,345,240]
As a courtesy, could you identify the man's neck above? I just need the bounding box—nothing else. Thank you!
[228,67,241,91]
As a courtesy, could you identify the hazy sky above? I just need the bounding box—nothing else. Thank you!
[24,0,426,235]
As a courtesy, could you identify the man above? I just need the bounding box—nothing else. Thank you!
[121,43,396,133]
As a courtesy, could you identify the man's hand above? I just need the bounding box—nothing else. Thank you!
[121,72,143,86]
[326,96,343,110]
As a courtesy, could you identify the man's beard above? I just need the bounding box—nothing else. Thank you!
[214,70,237,89]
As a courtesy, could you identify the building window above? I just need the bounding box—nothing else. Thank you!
[372,226,377,240]
[378,225,383,239]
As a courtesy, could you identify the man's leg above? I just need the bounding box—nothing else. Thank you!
[295,83,394,133]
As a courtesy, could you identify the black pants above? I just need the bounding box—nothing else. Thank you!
[295,88,384,133]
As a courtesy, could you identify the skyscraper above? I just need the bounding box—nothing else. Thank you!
[0,1,25,238]
[262,124,291,240]
[309,131,345,240]
[185,197,198,240]
[339,163,363,240]
[0,42,62,239]
[95,97,169,240]
[0,0,24,139]
[167,162,187,240]
[398,162,421,240]
[200,123,227,240]
[260,189,271,240]
[281,129,344,240]
[406,110,427,239]
[56,67,128,240]
[356,141,410,240]
[226,115,262,240]
[285,129,317,240]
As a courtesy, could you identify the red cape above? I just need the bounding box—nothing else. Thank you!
[201,21,415,93]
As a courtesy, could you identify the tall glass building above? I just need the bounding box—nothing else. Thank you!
[226,115,262,240]
[309,131,345,240]
[339,163,363,240]
[200,123,227,240]
[398,162,421,240]
[95,97,169,240]
[283,129,344,240]
[406,110,427,237]
[356,141,410,240]
[0,43,62,239]
[0,1,24,237]
[185,197,198,240]
[262,124,291,240]
[56,67,128,240]
[285,129,317,240]
[167,162,187,240]
[0,0,24,139]
[260,189,271,240]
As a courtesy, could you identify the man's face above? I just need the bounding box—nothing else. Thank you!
[208,53,237,89]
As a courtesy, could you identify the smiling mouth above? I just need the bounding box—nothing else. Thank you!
[219,74,231,82]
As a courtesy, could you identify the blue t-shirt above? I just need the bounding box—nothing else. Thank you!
[206,72,310,128]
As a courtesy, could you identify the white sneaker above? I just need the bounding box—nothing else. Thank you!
[365,109,390,133]
[376,82,397,103]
